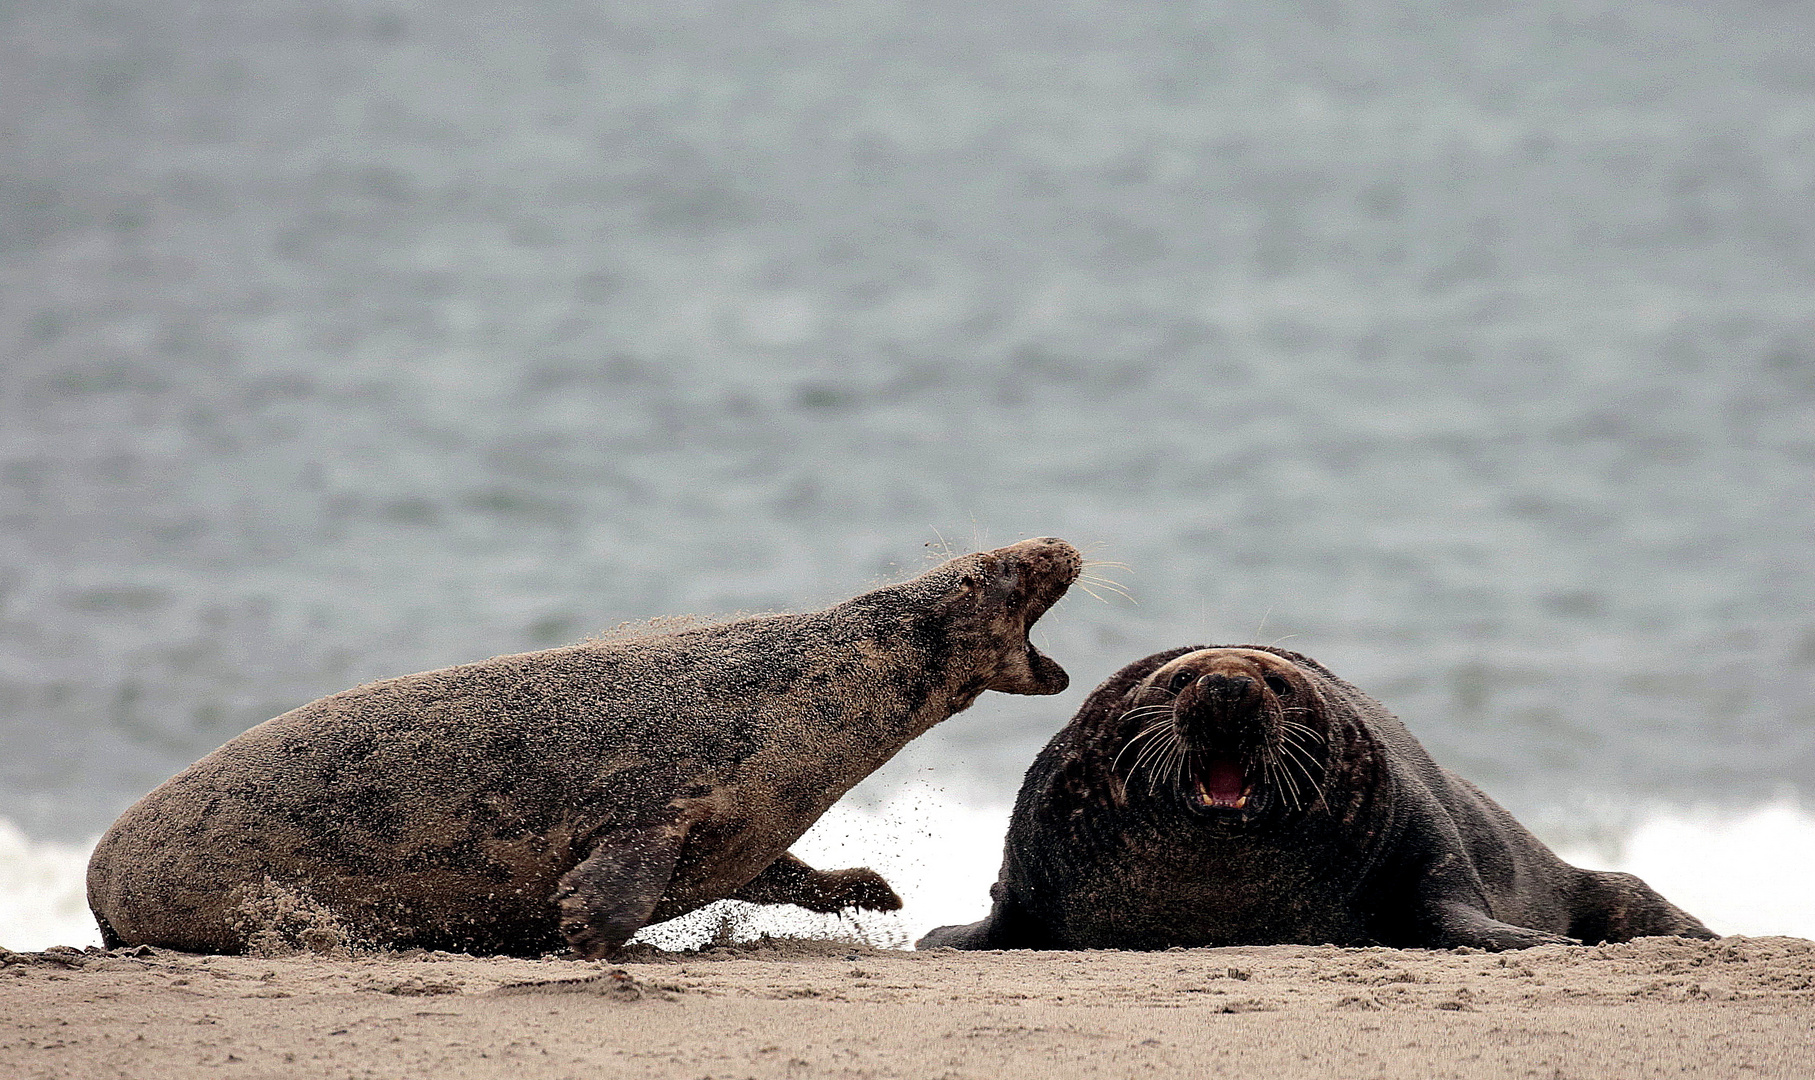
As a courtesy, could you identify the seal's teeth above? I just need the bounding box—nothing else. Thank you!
[1192,777,1248,810]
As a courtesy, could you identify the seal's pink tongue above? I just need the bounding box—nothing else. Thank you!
[1190,757,1248,810]
[1205,758,1245,805]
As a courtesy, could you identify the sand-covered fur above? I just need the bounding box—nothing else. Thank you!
[922,645,1712,951]
[88,538,1081,958]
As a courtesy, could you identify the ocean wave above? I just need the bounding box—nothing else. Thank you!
[0,820,101,952]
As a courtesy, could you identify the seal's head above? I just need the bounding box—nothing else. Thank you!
[1117,648,1330,822]
[859,536,1082,697]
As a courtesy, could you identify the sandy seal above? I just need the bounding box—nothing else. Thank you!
[919,645,1714,951]
[88,537,1081,958]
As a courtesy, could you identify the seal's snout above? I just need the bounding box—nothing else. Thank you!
[1177,673,1263,737]
[1196,673,1257,707]
[994,537,1084,606]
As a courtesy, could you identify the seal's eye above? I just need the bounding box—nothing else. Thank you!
[1167,670,1195,693]
[1263,674,1292,697]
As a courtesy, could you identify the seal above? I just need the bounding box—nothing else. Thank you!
[918,645,1714,951]
[87,537,1082,958]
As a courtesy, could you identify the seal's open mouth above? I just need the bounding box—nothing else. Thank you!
[987,537,1081,696]
[1191,756,1250,811]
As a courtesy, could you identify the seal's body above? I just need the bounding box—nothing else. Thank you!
[89,538,1081,958]
[920,646,1713,952]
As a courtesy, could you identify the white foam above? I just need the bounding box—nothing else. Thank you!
[633,782,1010,950]
[7,796,1811,953]
[0,820,102,951]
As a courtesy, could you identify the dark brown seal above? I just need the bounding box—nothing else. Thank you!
[919,645,1714,951]
[87,537,1081,958]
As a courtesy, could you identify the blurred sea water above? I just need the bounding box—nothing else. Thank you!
[2,0,1812,945]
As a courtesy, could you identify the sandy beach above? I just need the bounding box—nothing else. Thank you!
[4,934,1811,1079]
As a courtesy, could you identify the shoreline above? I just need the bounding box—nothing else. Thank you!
[6,935,1812,1079]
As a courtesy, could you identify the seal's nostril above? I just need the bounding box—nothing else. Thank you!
[1198,674,1255,700]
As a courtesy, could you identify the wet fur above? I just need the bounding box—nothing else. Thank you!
[88,539,1081,957]
[919,645,1714,952]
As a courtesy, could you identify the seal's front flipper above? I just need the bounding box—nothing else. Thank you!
[916,917,992,949]
[1426,899,1577,951]
[916,887,1051,950]
[554,825,683,959]
[732,852,902,913]
[1568,870,1717,943]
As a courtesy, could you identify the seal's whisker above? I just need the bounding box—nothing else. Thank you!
[1264,746,1303,812]
[1276,737,1321,799]
[1079,574,1137,603]
[1116,704,1175,723]
[1119,715,1173,740]
[1280,729,1330,817]
[1113,721,1176,762]
[1279,732,1323,753]
[926,527,957,561]
[1078,563,1132,587]
[1283,748,1322,778]
[1125,715,1168,740]
[1149,743,1176,793]
[1281,756,1307,812]
[1124,724,1182,776]
[1143,750,1162,796]
[1122,737,1162,775]
[1082,583,1137,605]
[1270,761,1293,813]
[1267,756,1302,813]
[1113,722,1177,772]
[1278,727,1320,768]
[1134,733,1182,778]
[1280,721,1322,752]
[1170,745,1192,792]
[1279,720,1326,744]
[1145,743,1183,797]
[1117,716,1175,740]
